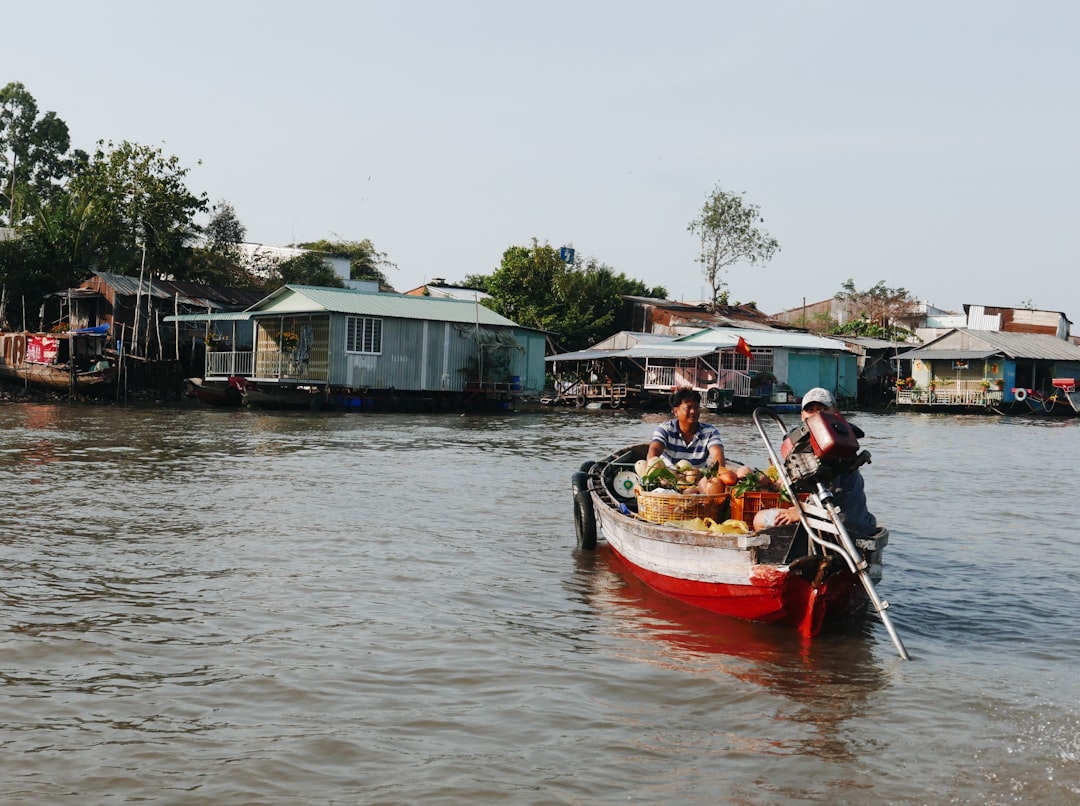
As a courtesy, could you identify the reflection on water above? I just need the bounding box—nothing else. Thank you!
[573,547,886,763]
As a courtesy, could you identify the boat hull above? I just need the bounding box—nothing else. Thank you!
[593,493,866,635]
[0,362,117,392]
[183,377,243,407]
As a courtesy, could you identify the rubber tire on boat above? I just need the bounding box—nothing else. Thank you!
[575,394,587,407]
[574,489,598,550]
[571,470,590,494]
[1014,388,1027,401]
[707,387,721,406]
[578,460,595,474]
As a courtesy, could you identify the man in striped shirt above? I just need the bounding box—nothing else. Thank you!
[647,388,725,469]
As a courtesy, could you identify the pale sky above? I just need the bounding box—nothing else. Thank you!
[7,1,1079,316]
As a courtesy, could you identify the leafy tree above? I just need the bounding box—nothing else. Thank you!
[688,183,779,310]
[0,81,84,226]
[830,279,917,340]
[0,180,109,311]
[273,251,345,288]
[455,273,490,293]
[205,199,246,248]
[68,139,207,279]
[481,239,667,352]
[295,238,396,290]
[187,199,262,287]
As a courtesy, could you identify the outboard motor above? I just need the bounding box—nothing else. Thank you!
[780,410,872,491]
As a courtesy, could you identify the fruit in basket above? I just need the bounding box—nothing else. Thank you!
[700,476,727,496]
[718,469,739,486]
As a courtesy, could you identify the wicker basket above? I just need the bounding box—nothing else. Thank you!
[636,490,730,524]
[730,491,808,524]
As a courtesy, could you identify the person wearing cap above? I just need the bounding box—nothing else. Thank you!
[647,387,725,470]
[753,387,877,535]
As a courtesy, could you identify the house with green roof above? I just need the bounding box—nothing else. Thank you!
[170,285,546,411]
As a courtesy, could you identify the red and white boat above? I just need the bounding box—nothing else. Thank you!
[571,409,908,657]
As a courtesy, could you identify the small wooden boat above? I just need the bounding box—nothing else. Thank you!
[1002,379,1080,416]
[183,377,244,407]
[572,409,909,657]
[0,326,117,393]
[234,377,331,410]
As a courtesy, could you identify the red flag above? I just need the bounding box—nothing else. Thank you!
[736,336,753,361]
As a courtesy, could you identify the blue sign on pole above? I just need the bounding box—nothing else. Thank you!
[559,246,575,263]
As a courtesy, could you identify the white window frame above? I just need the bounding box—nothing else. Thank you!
[346,316,383,354]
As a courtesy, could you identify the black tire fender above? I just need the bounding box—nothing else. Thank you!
[578,460,596,474]
[571,470,590,494]
[574,489,597,550]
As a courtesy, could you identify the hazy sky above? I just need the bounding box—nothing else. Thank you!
[7,1,1078,315]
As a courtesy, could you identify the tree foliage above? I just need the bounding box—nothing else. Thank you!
[830,279,918,340]
[476,239,667,352]
[688,183,779,310]
[456,273,490,293]
[0,81,84,226]
[295,238,396,290]
[273,251,346,288]
[68,139,208,278]
[186,199,262,287]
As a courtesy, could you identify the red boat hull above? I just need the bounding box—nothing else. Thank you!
[605,542,866,638]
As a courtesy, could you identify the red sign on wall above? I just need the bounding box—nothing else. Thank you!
[25,335,59,364]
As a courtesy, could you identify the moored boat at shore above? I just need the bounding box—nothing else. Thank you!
[183,376,244,407]
[0,326,117,394]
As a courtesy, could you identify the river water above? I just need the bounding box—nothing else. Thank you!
[1,403,1078,804]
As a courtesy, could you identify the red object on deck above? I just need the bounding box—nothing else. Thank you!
[1052,378,1076,392]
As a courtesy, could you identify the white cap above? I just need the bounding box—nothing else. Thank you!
[801,387,836,410]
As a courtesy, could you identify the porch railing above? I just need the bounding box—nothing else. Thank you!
[896,379,1003,406]
[643,365,752,398]
[206,350,254,377]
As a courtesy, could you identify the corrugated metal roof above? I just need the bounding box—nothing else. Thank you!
[92,271,265,310]
[894,348,998,361]
[842,336,912,350]
[546,344,717,362]
[252,285,523,328]
[165,312,254,322]
[676,327,852,351]
[546,349,624,362]
[899,328,1080,361]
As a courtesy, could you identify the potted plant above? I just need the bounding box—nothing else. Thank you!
[278,331,299,352]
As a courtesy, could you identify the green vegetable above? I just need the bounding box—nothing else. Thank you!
[640,463,678,491]
[731,470,766,498]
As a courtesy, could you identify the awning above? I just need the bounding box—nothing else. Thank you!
[165,312,255,322]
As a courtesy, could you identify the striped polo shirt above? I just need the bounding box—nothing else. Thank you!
[651,419,724,467]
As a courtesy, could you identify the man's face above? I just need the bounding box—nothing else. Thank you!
[674,399,701,423]
[800,401,827,421]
